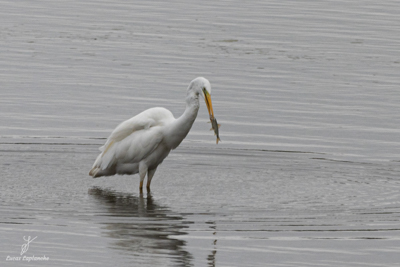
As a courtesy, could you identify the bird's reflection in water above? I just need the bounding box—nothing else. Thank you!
[206,220,217,267]
[88,187,192,267]
[207,250,217,267]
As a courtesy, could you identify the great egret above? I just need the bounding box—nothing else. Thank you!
[89,77,217,192]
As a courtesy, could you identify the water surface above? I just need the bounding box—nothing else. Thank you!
[1,0,400,266]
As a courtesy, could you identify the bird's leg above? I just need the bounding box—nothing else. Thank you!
[146,168,157,192]
[139,181,143,194]
[139,163,148,194]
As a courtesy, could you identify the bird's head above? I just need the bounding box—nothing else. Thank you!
[189,77,214,118]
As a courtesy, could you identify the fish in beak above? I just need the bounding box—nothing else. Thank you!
[203,89,221,144]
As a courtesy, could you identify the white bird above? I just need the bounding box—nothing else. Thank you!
[89,77,216,192]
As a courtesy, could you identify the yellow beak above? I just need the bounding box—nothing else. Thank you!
[204,91,214,118]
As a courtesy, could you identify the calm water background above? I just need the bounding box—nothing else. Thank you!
[1,0,400,266]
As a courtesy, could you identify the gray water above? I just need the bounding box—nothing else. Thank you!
[1,0,400,266]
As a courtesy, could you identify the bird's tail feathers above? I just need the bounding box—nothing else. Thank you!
[89,167,101,178]
[89,142,118,178]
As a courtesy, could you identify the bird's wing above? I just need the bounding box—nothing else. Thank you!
[96,107,175,170]
[100,107,174,153]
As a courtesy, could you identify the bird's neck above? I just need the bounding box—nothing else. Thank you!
[165,92,199,149]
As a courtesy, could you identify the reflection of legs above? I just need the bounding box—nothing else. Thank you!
[146,168,157,192]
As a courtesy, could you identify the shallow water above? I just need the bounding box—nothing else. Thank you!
[1,0,400,266]
[1,144,400,266]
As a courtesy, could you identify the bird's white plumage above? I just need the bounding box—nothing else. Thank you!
[89,77,215,191]
[92,107,174,174]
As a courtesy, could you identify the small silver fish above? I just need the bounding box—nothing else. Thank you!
[209,115,221,144]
